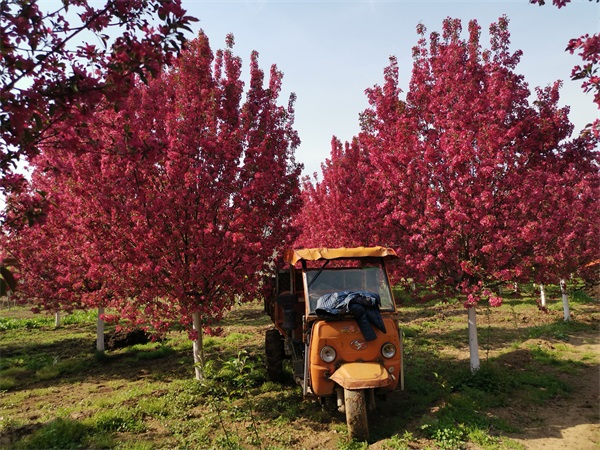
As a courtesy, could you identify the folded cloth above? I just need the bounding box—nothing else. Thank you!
[315,290,380,317]
[316,291,386,341]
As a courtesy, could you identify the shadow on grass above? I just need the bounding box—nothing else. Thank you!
[411,316,598,354]
[248,337,598,445]
[2,297,598,449]
[0,324,271,393]
[0,332,194,392]
[2,417,113,450]
[396,337,598,440]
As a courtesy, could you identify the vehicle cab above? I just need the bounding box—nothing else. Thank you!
[265,246,404,440]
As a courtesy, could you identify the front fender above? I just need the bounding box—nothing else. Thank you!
[330,362,391,390]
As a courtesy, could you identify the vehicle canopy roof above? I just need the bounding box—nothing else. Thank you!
[284,246,398,266]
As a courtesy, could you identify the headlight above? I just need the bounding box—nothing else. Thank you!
[320,345,337,363]
[381,342,396,359]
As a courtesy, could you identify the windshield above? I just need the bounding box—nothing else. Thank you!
[304,266,395,314]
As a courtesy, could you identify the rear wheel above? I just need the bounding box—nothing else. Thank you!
[265,328,284,382]
[344,388,369,441]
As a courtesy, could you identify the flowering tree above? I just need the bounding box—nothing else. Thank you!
[0,0,196,195]
[296,58,410,257]
[530,0,598,5]
[518,132,600,320]
[295,136,384,248]
[3,145,130,348]
[8,32,302,379]
[300,17,599,370]
[370,17,598,304]
[568,33,600,109]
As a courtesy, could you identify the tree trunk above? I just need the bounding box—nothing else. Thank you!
[97,306,105,352]
[55,311,60,328]
[560,279,570,321]
[192,311,205,381]
[540,284,547,308]
[467,307,480,373]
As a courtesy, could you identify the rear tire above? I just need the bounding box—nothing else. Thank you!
[344,388,369,441]
[265,328,284,382]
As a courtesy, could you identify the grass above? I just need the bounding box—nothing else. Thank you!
[0,283,598,449]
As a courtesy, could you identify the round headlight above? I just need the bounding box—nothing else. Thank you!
[320,345,337,363]
[381,342,396,359]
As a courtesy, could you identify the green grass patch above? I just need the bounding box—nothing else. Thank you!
[91,408,146,433]
[61,309,98,325]
[0,309,97,331]
[35,357,92,381]
[1,299,597,449]
[134,345,174,360]
[12,418,99,450]
[0,316,52,331]
[527,319,594,341]
[223,332,253,345]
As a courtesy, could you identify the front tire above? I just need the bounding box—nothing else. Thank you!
[344,388,369,441]
[265,328,284,382]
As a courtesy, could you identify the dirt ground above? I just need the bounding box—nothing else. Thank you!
[411,304,600,450]
[503,332,599,450]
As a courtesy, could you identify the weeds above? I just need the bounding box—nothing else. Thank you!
[0,316,49,330]
[337,439,369,450]
[93,408,146,433]
[0,309,96,331]
[570,289,595,304]
[527,318,592,341]
[381,431,415,450]
[1,296,597,449]
[12,418,92,450]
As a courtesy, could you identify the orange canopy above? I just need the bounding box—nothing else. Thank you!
[284,246,398,265]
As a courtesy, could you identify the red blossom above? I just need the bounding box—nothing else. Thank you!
[529,0,571,7]
[298,16,600,307]
[4,32,302,334]
[1,0,197,195]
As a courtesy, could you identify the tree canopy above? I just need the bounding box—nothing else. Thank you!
[1,0,196,195]
[298,17,600,306]
[5,31,303,343]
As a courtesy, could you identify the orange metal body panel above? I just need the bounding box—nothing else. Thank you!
[308,317,401,397]
[329,363,390,389]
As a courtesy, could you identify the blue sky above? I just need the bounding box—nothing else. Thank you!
[182,0,599,177]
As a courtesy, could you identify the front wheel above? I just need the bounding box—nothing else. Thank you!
[344,388,369,441]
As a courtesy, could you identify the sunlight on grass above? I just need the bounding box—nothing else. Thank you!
[117,441,155,450]
[580,351,599,362]
[223,331,253,345]
[1,297,597,449]
[91,408,146,433]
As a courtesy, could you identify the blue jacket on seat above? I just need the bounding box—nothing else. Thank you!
[315,291,387,341]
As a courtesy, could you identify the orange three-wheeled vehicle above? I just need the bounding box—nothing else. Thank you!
[264,247,404,441]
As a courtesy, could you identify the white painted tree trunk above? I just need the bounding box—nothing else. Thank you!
[467,307,480,373]
[560,279,570,321]
[97,306,105,352]
[54,311,60,328]
[539,284,547,308]
[192,311,205,381]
